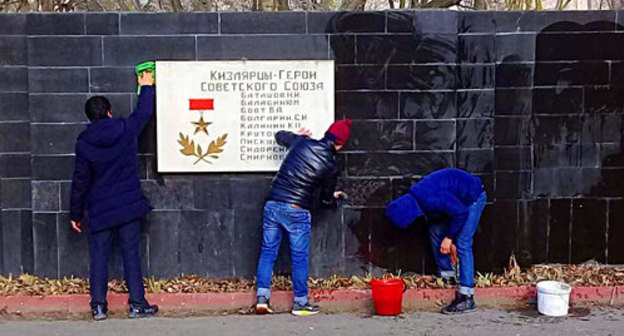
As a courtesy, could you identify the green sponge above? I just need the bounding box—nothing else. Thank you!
[135,61,155,95]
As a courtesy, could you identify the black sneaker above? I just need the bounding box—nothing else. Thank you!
[441,292,476,315]
[91,304,107,321]
[291,301,320,316]
[255,296,274,314]
[128,302,159,318]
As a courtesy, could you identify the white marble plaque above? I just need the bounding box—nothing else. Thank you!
[155,60,335,172]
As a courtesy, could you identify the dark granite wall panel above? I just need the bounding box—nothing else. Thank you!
[0,11,622,278]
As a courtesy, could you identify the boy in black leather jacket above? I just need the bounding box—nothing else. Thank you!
[255,119,352,316]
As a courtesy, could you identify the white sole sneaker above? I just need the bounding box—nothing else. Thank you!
[291,309,320,317]
[255,303,274,314]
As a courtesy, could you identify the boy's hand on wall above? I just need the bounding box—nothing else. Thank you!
[138,70,154,86]
[71,220,82,234]
[296,128,312,137]
[333,191,348,199]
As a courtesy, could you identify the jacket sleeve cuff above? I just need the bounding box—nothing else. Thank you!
[70,211,83,222]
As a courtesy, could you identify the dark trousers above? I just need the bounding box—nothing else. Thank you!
[88,219,145,307]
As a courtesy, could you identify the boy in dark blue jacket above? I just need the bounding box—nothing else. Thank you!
[69,71,158,320]
[385,168,486,314]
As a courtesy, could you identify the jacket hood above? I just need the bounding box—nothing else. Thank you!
[80,118,125,147]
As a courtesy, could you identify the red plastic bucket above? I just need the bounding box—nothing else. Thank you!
[370,278,407,316]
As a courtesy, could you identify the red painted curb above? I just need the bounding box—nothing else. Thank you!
[0,286,622,315]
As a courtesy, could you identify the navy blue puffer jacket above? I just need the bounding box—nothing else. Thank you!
[70,86,154,232]
[266,131,338,210]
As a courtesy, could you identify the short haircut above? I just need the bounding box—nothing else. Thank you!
[84,96,111,121]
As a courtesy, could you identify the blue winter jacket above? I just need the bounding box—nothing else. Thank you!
[386,168,484,239]
[70,86,155,232]
[266,131,338,210]
[410,168,484,239]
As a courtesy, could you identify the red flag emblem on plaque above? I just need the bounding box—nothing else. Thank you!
[178,98,228,166]
[189,99,214,110]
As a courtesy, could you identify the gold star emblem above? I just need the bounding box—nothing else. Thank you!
[192,116,212,135]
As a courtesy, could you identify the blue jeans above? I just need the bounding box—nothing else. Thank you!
[88,219,146,307]
[428,191,486,296]
[256,201,311,305]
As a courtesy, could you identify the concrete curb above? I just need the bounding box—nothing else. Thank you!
[0,286,622,316]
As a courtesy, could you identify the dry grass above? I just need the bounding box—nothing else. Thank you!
[1,261,623,296]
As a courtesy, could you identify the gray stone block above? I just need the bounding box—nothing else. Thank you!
[103,36,195,66]
[0,123,30,152]
[0,67,27,92]
[32,213,58,278]
[309,207,344,277]
[32,182,60,212]
[86,13,119,35]
[57,213,89,277]
[27,14,84,35]
[400,92,457,120]
[0,15,26,35]
[30,93,132,123]
[31,124,83,155]
[120,13,218,35]
[179,210,235,277]
[342,178,392,208]
[221,12,305,34]
[31,156,74,181]
[1,210,7,274]
[141,179,194,210]
[1,178,31,209]
[60,182,71,212]
[412,11,458,34]
[232,208,263,278]
[458,64,495,89]
[309,12,386,34]
[457,90,494,118]
[415,120,456,150]
[495,34,536,63]
[343,208,370,275]
[28,68,89,93]
[336,92,399,120]
[230,177,272,210]
[0,154,31,178]
[457,149,494,174]
[0,93,29,121]
[0,37,26,65]
[193,178,232,211]
[28,37,102,66]
[457,118,493,149]
[90,67,136,93]
[145,211,180,278]
[346,152,455,177]
[29,94,88,123]
[348,121,413,151]
[197,35,328,60]
[1,210,34,275]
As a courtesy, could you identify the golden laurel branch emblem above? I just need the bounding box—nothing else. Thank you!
[178,132,228,165]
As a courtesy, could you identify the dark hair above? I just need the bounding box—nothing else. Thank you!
[84,96,111,121]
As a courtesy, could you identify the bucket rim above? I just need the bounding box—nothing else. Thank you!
[536,280,572,294]
[370,278,405,286]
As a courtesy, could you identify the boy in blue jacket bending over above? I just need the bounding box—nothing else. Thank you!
[69,71,158,320]
[386,168,486,314]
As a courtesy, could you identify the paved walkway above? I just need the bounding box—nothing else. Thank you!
[1,308,622,336]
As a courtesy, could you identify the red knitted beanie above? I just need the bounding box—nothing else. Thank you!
[325,118,353,145]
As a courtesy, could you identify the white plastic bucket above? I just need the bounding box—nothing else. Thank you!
[536,281,572,317]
